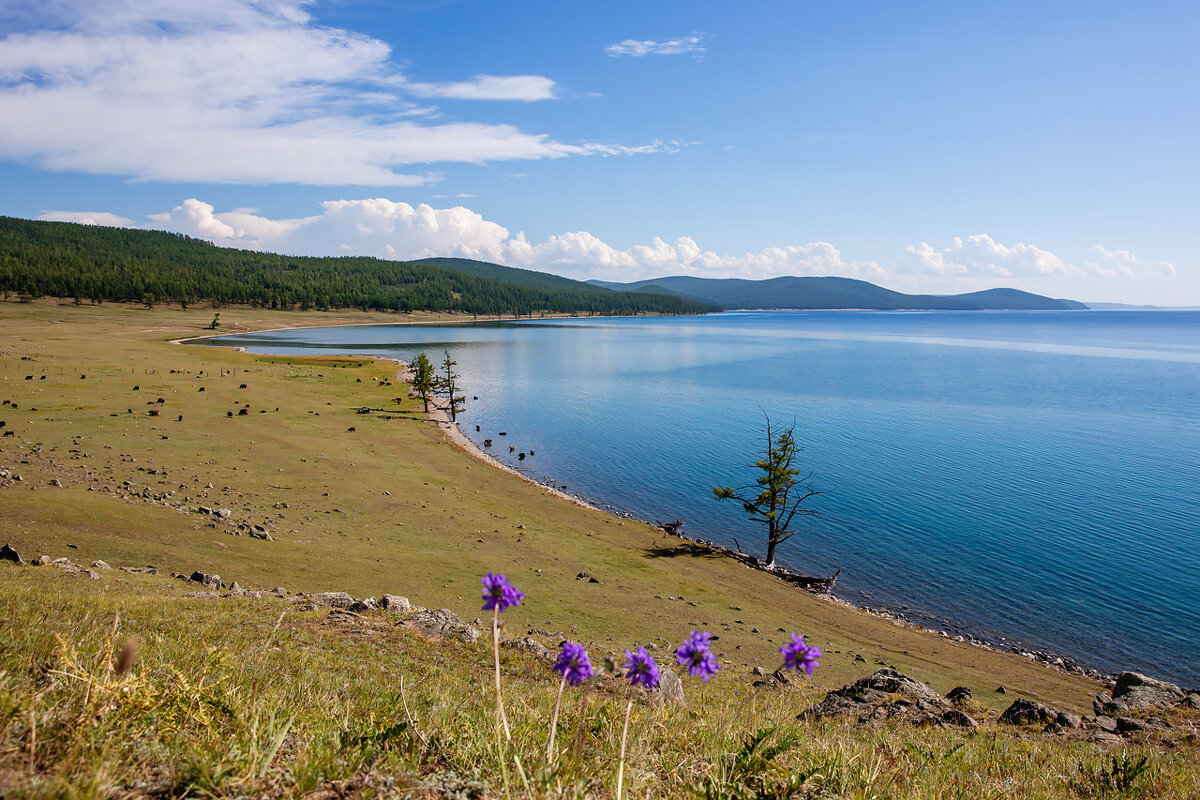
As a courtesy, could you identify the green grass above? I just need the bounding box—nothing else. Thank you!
[1,567,1197,799]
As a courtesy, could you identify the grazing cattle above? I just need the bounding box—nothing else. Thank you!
[237,408,249,416]
[529,450,535,456]
[2,430,13,437]
[484,439,492,447]
[347,426,356,432]
[518,452,525,461]
[148,410,160,417]
[198,387,205,392]
[0,421,5,428]
[475,425,480,431]
[24,376,32,381]
[226,411,233,417]
[39,376,45,380]
[177,415,183,421]
[239,384,247,389]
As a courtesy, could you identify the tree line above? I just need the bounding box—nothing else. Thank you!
[0,217,714,316]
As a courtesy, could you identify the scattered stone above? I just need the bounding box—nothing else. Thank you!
[1183,692,1200,710]
[0,543,22,564]
[999,698,1061,726]
[90,560,112,570]
[381,595,413,614]
[120,566,158,574]
[216,508,232,520]
[1090,731,1123,745]
[403,608,481,644]
[995,686,1006,694]
[32,555,51,566]
[49,478,62,487]
[349,597,380,613]
[52,557,74,568]
[751,666,766,676]
[229,581,242,593]
[1091,715,1118,733]
[945,686,972,706]
[1056,711,1082,729]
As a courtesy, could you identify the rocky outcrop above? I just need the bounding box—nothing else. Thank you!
[501,636,552,661]
[652,667,686,706]
[404,608,481,644]
[999,698,1060,726]
[799,668,976,729]
[1097,672,1185,714]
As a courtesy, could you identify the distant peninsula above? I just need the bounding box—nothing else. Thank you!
[589,275,1089,311]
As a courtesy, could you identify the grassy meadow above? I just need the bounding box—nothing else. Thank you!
[1,299,1196,797]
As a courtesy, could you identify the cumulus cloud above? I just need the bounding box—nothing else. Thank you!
[0,0,652,185]
[37,210,133,227]
[1086,245,1176,278]
[605,33,708,58]
[134,197,879,282]
[904,234,1082,277]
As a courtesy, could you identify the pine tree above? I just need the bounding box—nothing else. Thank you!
[436,350,465,422]
[713,416,821,569]
[411,351,435,413]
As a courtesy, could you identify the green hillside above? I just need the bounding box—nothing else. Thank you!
[0,217,713,316]
[591,275,1088,310]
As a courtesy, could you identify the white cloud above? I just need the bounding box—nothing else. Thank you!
[1086,245,1176,278]
[605,33,707,58]
[37,210,133,227]
[0,0,655,185]
[133,197,879,282]
[405,75,557,101]
[904,234,1082,277]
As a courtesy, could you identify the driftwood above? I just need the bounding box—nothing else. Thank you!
[656,518,840,595]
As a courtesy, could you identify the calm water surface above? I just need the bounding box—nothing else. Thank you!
[203,311,1200,685]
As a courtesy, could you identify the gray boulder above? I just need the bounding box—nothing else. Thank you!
[799,668,974,728]
[90,560,112,570]
[1183,692,1200,710]
[501,637,552,661]
[945,686,972,706]
[381,594,413,614]
[32,555,51,566]
[999,698,1061,726]
[404,608,481,644]
[310,591,355,609]
[651,667,686,706]
[188,570,224,590]
[1104,671,1185,712]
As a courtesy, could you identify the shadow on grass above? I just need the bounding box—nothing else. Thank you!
[644,544,723,560]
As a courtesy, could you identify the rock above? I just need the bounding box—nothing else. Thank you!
[52,557,74,568]
[1104,671,1185,712]
[310,591,355,609]
[945,686,972,706]
[1183,692,1200,710]
[49,479,62,487]
[188,570,224,590]
[248,530,273,541]
[1055,711,1082,729]
[84,569,100,580]
[999,698,1061,726]
[1094,691,1113,716]
[404,608,481,644]
[216,509,232,520]
[799,668,968,728]
[120,566,157,574]
[1090,731,1123,745]
[996,686,1006,694]
[229,581,242,593]
[382,595,413,614]
[0,543,22,564]
[348,597,379,613]
[1091,715,1118,733]
[197,505,213,515]
[32,555,51,566]
[502,637,552,661]
[751,666,766,676]
[90,560,112,570]
[940,708,979,729]
[651,667,686,705]
[1116,717,1151,735]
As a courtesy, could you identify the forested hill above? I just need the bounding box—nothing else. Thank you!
[591,275,1088,310]
[0,217,714,316]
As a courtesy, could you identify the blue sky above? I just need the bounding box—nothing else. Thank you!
[1,0,1197,303]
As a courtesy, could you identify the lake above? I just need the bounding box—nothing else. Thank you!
[201,310,1200,686]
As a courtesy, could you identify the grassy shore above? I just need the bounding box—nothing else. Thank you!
[2,299,1196,797]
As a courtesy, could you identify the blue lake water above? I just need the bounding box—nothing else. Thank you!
[202,310,1200,686]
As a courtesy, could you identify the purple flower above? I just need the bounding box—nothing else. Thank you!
[780,632,822,676]
[676,630,721,682]
[553,641,593,686]
[481,572,524,612]
[623,646,660,689]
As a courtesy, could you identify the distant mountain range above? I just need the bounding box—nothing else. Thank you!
[589,275,1088,311]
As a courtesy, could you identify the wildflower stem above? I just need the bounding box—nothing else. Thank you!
[548,673,566,760]
[492,605,511,739]
[616,696,634,800]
